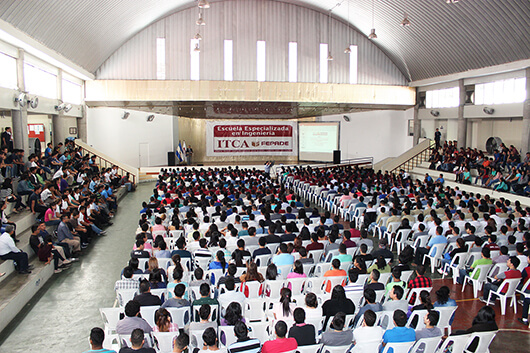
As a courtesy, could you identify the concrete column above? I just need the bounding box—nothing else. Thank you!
[521,68,530,154]
[51,114,71,145]
[12,109,29,157]
[413,104,421,145]
[457,79,467,148]
[13,48,29,161]
[77,112,87,143]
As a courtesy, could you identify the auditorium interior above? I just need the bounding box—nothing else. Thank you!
[0,0,529,352]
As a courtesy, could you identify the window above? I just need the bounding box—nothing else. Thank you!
[24,62,57,99]
[288,42,297,83]
[190,39,200,81]
[256,41,266,82]
[349,45,358,84]
[0,52,17,89]
[156,38,166,80]
[425,87,459,108]
[475,77,526,105]
[62,79,82,105]
[224,40,233,81]
[319,43,328,84]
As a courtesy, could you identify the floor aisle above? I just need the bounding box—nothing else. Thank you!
[0,182,154,353]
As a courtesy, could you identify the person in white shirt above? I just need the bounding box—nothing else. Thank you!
[0,225,31,274]
[351,309,384,353]
[217,277,246,315]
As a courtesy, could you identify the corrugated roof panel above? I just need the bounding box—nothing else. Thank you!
[0,0,528,81]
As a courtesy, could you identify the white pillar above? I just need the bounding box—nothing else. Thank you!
[457,79,467,149]
[521,68,530,154]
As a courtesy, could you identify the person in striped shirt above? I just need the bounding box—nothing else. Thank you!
[228,321,261,353]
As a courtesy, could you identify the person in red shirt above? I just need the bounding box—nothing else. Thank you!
[407,265,433,304]
[261,320,298,353]
[481,256,521,301]
[306,233,324,251]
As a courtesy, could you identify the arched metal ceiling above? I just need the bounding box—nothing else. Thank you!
[0,0,528,82]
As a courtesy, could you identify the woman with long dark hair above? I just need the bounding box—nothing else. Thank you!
[221,302,245,326]
[273,287,296,321]
[322,285,355,329]
[209,250,227,271]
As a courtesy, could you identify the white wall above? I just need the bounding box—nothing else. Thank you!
[86,107,174,168]
[322,109,413,164]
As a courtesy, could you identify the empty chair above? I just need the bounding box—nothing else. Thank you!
[423,243,447,274]
[247,321,271,343]
[377,311,396,330]
[277,265,293,280]
[245,298,267,322]
[265,279,286,298]
[442,252,468,284]
[435,333,470,353]
[241,281,264,299]
[254,254,272,267]
[205,269,225,287]
[295,344,323,353]
[407,310,429,330]
[166,307,191,328]
[287,277,307,296]
[305,277,326,295]
[308,249,325,262]
[151,288,167,302]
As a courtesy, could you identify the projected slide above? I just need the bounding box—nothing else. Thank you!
[299,122,340,161]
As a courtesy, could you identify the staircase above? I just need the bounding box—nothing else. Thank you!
[375,139,435,173]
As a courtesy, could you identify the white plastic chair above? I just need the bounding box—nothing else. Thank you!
[463,331,497,353]
[245,298,267,322]
[321,345,352,353]
[406,287,432,306]
[194,256,211,270]
[287,277,307,296]
[323,276,347,293]
[394,229,412,255]
[435,333,470,353]
[435,306,457,335]
[205,269,225,287]
[247,321,271,342]
[277,265,293,280]
[265,279,286,298]
[296,344,322,353]
[140,305,160,327]
[462,264,493,298]
[423,243,447,274]
[219,325,237,347]
[313,263,332,277]
[409,336,443,353]
[486,263,508,282]
[305,277,326,295]
[485,277,520,315]
[381,341,414,353]
[116,288,138,307]
[151,288,167,302]
[169,230,184,238]
[241,281,264,298]
[377,311,396,330]
[152,332,179,353]
[308,249,324,262]
[407,309,428,330]
[166,307,191,328]
[400,270,414,285]
[254,254,272,267]
[100,307,123,335]
[442,252,468,284]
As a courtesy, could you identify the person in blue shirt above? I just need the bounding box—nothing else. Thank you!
[272,243,294,266]
[83,327,116,353]
[436,174,445,185]
[414,225,447,265]
[44,143,53,158]
[381,309,416,352]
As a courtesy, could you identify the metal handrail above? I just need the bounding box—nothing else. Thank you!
[74,141,137,185]
[390,140,435,174]
[273,157,374,178]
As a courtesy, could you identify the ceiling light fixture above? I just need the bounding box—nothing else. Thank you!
[194,32,202,41]
[196,11,205,26]
[369,0,377,39]
[194,43,201,52]
[446,0,459,3]
[122,111,130,120]
[344,0,351,54]
[147,115,155,122]
[327,10,333,61]
[401,15,411,27]
[63,104,72,113]
[198,0,210,9]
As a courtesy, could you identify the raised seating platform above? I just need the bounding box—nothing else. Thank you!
[0,186,129,335]
[411,162,530,207]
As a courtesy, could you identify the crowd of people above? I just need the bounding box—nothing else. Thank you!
[0,138,134,275]
[84,163,530,353]
[428,140,530,195]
